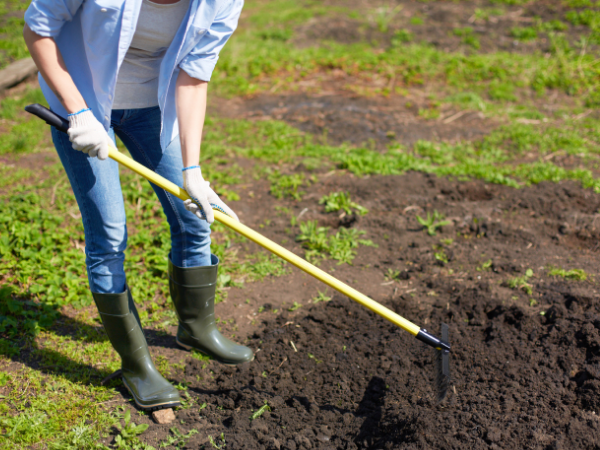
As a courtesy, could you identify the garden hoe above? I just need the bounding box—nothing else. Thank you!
[26,103,452,403]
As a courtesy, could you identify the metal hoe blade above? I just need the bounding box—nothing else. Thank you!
[435,323,451,404]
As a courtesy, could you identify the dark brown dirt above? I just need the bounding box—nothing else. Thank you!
[294,0,600,56]
[214,94,495,150]
[109,168,600,449]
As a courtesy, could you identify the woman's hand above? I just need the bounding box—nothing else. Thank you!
[68,109,112,159]
[183,166,239,224]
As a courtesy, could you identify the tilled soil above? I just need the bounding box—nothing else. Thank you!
[127,170,600,449]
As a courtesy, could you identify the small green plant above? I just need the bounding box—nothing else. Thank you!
[159,427,199,449]
[434,250,449,264]
[114,410,152,449]
[319,191,368,216]
[547,266,588,281]
[453,27,480,49]
[312,290,332,303]
[384,268,400,281]
[288,301,303,311]
[416,211,451,236]
[507,269,534,295]
[308,353,323,364]
[208,433,227,449]
[477,259,493,271]
[250,401,271,420]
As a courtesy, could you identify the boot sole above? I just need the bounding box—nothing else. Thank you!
[122,378,181,411]
[176,337,254,366]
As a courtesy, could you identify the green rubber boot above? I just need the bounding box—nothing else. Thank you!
[93,288,181,410]
[168,255,254,365]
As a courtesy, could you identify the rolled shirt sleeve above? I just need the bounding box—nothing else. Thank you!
[178,0,243,82]
[25,0,84,37]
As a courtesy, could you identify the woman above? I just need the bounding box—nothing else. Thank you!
[23,0,252,410]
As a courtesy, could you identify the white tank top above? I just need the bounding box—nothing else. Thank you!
[113,0,191,109]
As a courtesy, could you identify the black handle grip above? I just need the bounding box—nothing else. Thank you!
[24,103,69,134]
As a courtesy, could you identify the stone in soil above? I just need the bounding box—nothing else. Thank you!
[151,408,175,424]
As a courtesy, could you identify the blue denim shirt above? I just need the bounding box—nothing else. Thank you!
[25,0,243,149]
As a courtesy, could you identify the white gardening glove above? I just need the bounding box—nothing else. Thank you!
[67,109,111,160]
[182,166,239,224]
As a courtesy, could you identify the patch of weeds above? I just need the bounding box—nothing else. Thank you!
[510,26,538,41]
[547,266,588,281]
[159,427,198,449]
[296,221,375,265]
[191,350,212,362]
[453,27,480,49]
[246,252,290,280]
[416,211,452,236]
[319,191,368,216]
[418,101,442,119]
[445,91,487,111]
[312,290,332,303]
[506,269,534,295]
[565,9,600,27]
[256,28,292,42]
[562,0,594,7]
[0,285,60,343]
[473,7,505,22]
[269,171,306,200]
[537,19,569,33]
[114,410,153,449]
[409,16,424,25]
[488,81,517,102]
[391,29,413,46]
[250,401,271,420]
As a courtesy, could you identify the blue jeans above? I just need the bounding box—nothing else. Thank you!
[51,106,212,294]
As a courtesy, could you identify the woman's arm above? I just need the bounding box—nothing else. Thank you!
[175,69,207,167]
[176,69,238,223]
[23,24,87,113]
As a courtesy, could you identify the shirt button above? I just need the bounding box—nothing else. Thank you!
[197,28,206,35]
[104,116,109,121]
[100,7,107,12]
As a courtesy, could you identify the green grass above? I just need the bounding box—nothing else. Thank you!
[0,0,30,69]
